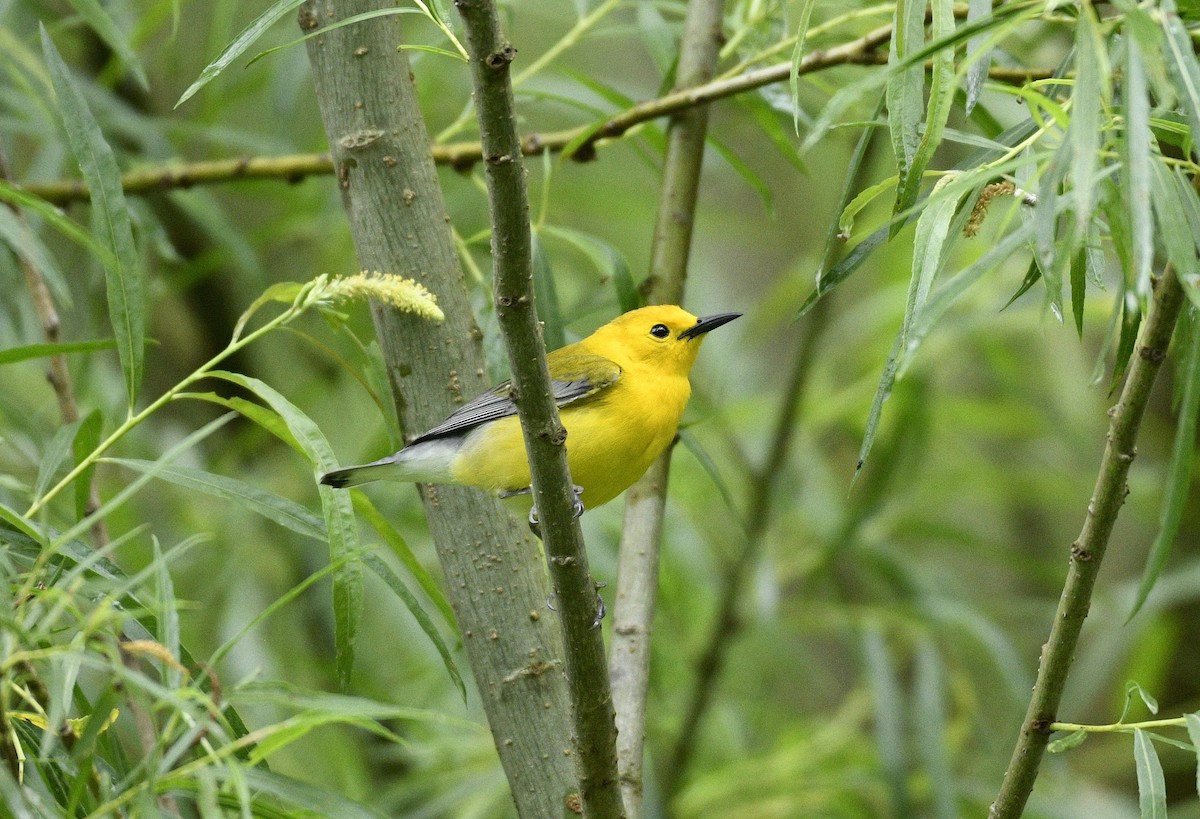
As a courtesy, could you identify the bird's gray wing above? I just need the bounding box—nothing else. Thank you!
[409,355,620,445]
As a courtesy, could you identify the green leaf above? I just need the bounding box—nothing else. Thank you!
[539,224,640,312]
[1123,35,1153,297]
[1002,257,1042,311]
[797,226,888,317]
[246,7,422,67]
[72,409,103,521]
[1112,292,1143,392]
[179,391,304,455]
[175,0,307,108]
[885,0,926,202]
[1124,680,1161,719]
[1151,165,1200,307]
[353,494,457,633]
[1134,729,1168,819]
[0,182,116,268]
[1047,730,1088,754]
[899,180,964,364]
[1071,11,1108,240]
[363,554,466,703]
[677,429,744,531]
[964,0,992,113]
[531,232,565,351]
[788,0,818,134]
[106,458,327,541]
[42,27,144,411]
[33,422,79,503]
[1160,0,1200,157]
[206,768,388,819]
[1186,713,1200,796]
[209,371,362,692]
[1070,247,1087,338]
[856,334,903,481]
[65,0,148,89]
[894,0,956,228]
[1129,308,1200,619]
[0,205,71,308]
[151,536,182,688]
[0,339,117,366]
[708,135,773,218]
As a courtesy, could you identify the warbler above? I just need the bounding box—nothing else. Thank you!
[320,305,740,517]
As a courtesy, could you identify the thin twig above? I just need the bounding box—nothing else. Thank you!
[454,1,623,815]
[17,47,1055,205]
[989,266,1188,818]
[0,144,108,548]
[609,0,726,814]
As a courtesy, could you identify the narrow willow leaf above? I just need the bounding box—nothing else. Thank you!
[1070,248,1086,338]
[900,180,963,364]
[894,0,955,226]
[213,768,388,819]
[857,334,904,480]
[678,429,744,530]
[246,7,421,67]
[1071,11,1107,239]
[0,339,116,366]
[1124,35,1153,297]
[530,233,564,351]
[964,0,992,113]
[1129,308,1200,619]
[885,0,926,206]
[1151,164,1200,305]
[1003,258,1043,311]
[863,629,911,813]
[72,409,103,521]
[151,536,182,688]
[1186,713,1200,796]
[914,641,956,819]
[175,0,307,108]
[353,494,457,633]
[209,372,362,692]
[33,422,79,503]
[1124,680,1161,719]
[708,135,774,217]
[1160,0,1200,155]
[797,227,889,316]
[179,391,304,455]
[0,206,71,307]
[42,28,144,410]
[1112,292,1143,392]
[363,554,466,703]
[789,0,818,133]
[539,224,640,312]
[106,458,327,541]
[0,182,117,271]
[839,175,899,237]
[65,0,148,89]
[1047,729,1088,753]
[1134,730,1168,819]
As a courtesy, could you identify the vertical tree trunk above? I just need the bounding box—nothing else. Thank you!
[301,4,579,815]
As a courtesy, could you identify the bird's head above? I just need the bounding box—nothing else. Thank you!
[585,305,741,376]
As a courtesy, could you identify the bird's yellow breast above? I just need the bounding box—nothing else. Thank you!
[449,370,691,509]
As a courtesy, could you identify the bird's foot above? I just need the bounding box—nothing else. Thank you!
[545,581,607,629]
[526,485,585,539]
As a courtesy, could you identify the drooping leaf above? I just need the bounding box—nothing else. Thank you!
[863,629,911,814]
[708,135,774,217]
[1070,247,1087,338]
[72,409,103,522]
[210,371,362,692]
[1047,730,1088,754]
[106,458,328,541]
[1133,730,1168,819]
[1186,713,1200,796]
[363,554,466,703]
[0,338,117,366]
[175,0,307,108]
[964,0,992,113]
[65,0,148,89]
[0,205,71,307]
[913,641,956,819]
[33,422,79,504]
[1160,0,1200,156]
[1129,307,1200,619]
[789,0,819,134]
[42,27,145,410]
[885,0,926,206]
[245,7,422,67]
[1123,35,1153,297]
[530,232,565,351]
[1070,10,1108,240]
[540,224,640,312]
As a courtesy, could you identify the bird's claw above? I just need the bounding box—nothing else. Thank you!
[545,582,607,629]
[527,486,585,539]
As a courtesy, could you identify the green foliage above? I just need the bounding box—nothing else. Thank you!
[4,0,1200,815]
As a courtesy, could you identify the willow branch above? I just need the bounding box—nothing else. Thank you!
[662,110,883,798]
[19,42,1055,205]
[989,266,1187,819]
[455,1,623,816]
[609,0,725,814]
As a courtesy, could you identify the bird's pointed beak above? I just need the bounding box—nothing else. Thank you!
[680,311,742,340]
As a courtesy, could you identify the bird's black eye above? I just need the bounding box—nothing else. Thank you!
[650,323,670,339]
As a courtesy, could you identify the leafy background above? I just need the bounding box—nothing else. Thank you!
[2,0,1200,816]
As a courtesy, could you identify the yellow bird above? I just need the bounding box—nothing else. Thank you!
[320,305,739,517]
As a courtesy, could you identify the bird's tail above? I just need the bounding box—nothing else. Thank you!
[320,438,460,489]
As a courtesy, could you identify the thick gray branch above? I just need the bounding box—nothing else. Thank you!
[301,4,578,815]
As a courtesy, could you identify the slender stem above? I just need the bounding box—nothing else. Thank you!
[17,49,1056,205]
[608,0,725,814]
[454,1,623,815]
[25,298,305,518]
[989,267,1188,819]
[1050,716,1193,733]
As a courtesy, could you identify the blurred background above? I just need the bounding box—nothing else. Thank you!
[2,0,1199,816]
